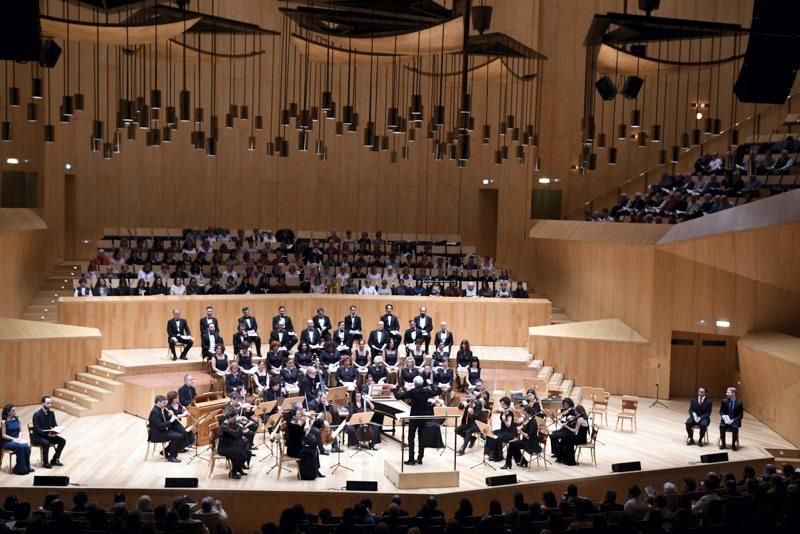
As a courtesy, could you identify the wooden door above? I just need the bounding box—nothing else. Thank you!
[669,331,699,397]
[696,334,738,400]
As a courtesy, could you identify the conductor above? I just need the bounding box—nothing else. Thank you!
[394,376,441,466]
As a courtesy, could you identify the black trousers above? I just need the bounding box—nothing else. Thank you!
[456,422,478,450]
[486,429,515,460]
[219,445,248,474]
[407,420,427,460]
[32,435,66,464]
[506,438,540,465]
[685,418,710,439]
[719,424,740,445]
[169,338,193,359]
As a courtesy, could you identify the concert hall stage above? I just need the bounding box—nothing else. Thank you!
[1,396,791,533]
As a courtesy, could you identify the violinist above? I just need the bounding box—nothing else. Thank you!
[345,390,380,449]
[550,400,589,466]
[225,394,258,449]
[284,404,324,480]
[217,413,251,479]
[298,367,323,401]
[522,388,544,416]
[486,396,515,462]
[306,391,343,454]
[456,390,486,455]
[502,405,541,470]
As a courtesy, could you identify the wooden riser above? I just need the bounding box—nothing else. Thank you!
[51,397,89,417]
[54,388,101,409]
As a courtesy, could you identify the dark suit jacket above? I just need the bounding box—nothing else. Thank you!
[433,330,454,350]
[167,318,191,339]
[367,329,389,355]
[201,332,224,354]
[32,408,58,439]
[403,327,424,346]
[333,329,351,347]
[272,314,295,332]
[232,333,250,355]
[199,316,220,335]
[300,328,322,348]
[413,315,434,337]
[719,398,743,427]
[380,313,401,333]
[395,385,442,416]
[178,384,196,406]
[269,329,294,348]
[238,315,259,334]
[225,372,245,393]
[148,406,172,441]
[344,314,362,334]
[313,315,333,337]
[687,396,713,424]
[298,375,321,400]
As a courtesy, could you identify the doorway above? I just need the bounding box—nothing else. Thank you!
[669,331,739,398]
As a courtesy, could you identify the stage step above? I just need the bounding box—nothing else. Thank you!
[76,372,124,391]
[87,364,125,379]
[560,379,574,397]
[97,358,126,372]
[571,386,583,402]
[528,359,544,372]
[537,366,553,380]
[66,380,112,398]
[54,388,101,409]
[20,312,57,323]
[548,372,563,388]
[51,397,89,417]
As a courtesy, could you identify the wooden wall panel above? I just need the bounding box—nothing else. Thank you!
[669,332,699,398]
[58,295,552,350]
[0,227,50,318]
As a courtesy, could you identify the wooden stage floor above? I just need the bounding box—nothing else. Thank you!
[2,396,789,495]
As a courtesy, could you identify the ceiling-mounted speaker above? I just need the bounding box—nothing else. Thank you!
[608,146,617,165]
[621,76,644,99]
[150,89,161,110]
[179,90,191,122]
[651,124,661,143]
[597,132,606,149]
[471,5,493,34]
[255,115,263,130]
[44,124,55,143]
[39,39,62,68]
[595,75,617,100]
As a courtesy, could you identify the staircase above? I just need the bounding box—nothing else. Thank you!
[21,261,85,323]
[51,359,127,417]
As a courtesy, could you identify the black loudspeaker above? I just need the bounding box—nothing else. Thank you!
[33,476,69,487]
[595,76,617,101]
[39,39,62,68]
[486,474,517,487]
[638,0,661,16]
[611,461,642,473]
[700,452,729,464]
[0,2,41,62]
[734,0,800,104]
[346,481,378,491]
[165,477,199,488]
[622,76,644,99]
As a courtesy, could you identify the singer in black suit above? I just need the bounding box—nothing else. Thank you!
[412,307,434,353]
[344,306,363,345]
[313,308,333,341]
[299,321,323,354]
[238,307,262,357]
[394,378,441,465]
[719,387,744,450]
[199,306,220,335]
[269,323,297,351]
[332,321,352,355]
[271,306,295,333]
[166,309,193,360]
[31,396,66,468]
[432,323,454,355]
[201,324,224,360]
[380,304,402,345]
[685,387,713,446]
[148,395,184,462]
[368,322,389,357]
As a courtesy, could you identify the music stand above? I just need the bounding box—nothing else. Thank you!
[280,396,307,412]
[329,421,352,473]
[434,406,461,456]
[186,413,213,465]
[471,420,497,470]
[259,413,283,463]
[327,386,350,407]
[348,411,375,458]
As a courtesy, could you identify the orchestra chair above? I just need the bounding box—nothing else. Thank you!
[27,422,56,467]
[522,426,550,471]
[717,428,742,449]
[275,433,300,480]
[576,424,599,466]
[584,387,609,427]
[0,447,16,473]
[166,341,185,361]
[144,421,169,460]
[207,423,231,478]
[689,424,710,444]
[615,396,639,432]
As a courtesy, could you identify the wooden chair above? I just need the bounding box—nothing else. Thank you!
[523,427,550,471]
[689,423,710,444]
[615,396,639,432]
[576,424,599,466]
[584,388,609,427]
[207,422,231,478]
[27,422,56,466]
[144,421,169,460]
[166,341,186,360]
[275,433,300,480]
[0,447,16,473]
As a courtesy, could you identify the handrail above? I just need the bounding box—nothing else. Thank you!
[564,88,800,220]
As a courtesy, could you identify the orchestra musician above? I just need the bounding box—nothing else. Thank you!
[344,305,363,346]
[485,397,516,462]
[262,379,283,404]
[551,401,589,466]
[502,405,541,470]
[345,390,380,449]
[306,391,344,454]
[178,374,196,406]
[313,308,333,342]
[456,389,486,455]
[166,308,193,361]
[298,367,323,401]
[224,394,258,449]
[284,404,324,480]
[217,413,251,479]
[201,324,224,361]
[148,395,183,463]
[394,377,442,465]
[165,391,194,451]
[521,388,544,416]
[238,307,262,357]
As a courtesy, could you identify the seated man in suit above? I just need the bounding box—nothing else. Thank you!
[167,308,194,361]
[433,322,454,356]
[269,320,297,351]
[332,320,351,355]
[368,321,389,357]
[413,306,434,353]
[201,323,224,361]
[148,395,184,463]
[719,387,743,451]
[271,305,296,334]
[314,307,333,341]
[31,396,67,468]
[685,386,713,446]
[238,307,262,357]
[199,306,220,335]
[298,367,323,401]
[300,319,324,355]
[178,375,196,406]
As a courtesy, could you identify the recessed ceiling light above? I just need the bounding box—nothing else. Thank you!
[715,320,731,328]
[65,163,73,170]
[538,177,551,184]
[6,157,19,165]
[482,178,491,185]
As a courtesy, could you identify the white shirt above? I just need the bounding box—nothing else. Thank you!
[359,285,377,295]
[138,270,155,283]
[464,288,477,297]
[377,287,392,295]
[222,269,238,281]
[366,272,382,283]
[170,284,186,295]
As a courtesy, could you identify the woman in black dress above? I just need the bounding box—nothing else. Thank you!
[502,405,542,469]
[400,356,418,389]
[466,356,482,389]
[284,406,321,480]
[294,342,314,369]
[552,403,589,466]
[217,415,250,479]
[336,356,357,387]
